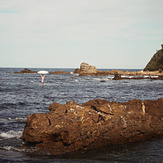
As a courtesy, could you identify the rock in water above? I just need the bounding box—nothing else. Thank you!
[14,68,36,73]
[79,62,97,75]
[144,45,163,71]
[22,99,163,155]
[113,72,122,80]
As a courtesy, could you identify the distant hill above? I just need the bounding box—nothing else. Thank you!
[144,46,163,71]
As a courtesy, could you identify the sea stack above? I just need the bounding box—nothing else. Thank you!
[79,62,97,76]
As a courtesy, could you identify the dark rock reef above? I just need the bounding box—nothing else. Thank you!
[50,71,70,74]
[144,45,163,71]
[22,99,163,155]
[14,68,37,73]
[14,69,70,74]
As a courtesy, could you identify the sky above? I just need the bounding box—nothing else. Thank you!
[0,0,163,69]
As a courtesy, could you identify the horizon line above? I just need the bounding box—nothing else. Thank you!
[0,66,143,70]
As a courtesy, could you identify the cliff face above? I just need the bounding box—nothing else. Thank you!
[144,48,163,71]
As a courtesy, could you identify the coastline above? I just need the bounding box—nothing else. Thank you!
[14,68,163,80]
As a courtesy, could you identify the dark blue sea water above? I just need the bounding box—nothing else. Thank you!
[0,68,163,163]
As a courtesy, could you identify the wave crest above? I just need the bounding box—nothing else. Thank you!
[0,130,22,139]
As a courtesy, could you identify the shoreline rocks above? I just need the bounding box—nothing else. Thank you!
[74,63,163,78]
[22,98,163,155]
[14,66,163,80]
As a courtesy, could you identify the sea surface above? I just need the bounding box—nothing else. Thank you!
[0,67,163,163]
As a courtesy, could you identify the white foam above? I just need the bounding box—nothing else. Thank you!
[0,130,22,139]
[8,117,27,122]
[92,77,109,81]
[3,146,38,152]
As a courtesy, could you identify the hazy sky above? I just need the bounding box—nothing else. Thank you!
[0,0,163,69]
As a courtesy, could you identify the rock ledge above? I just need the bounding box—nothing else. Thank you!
[22,99,163,155]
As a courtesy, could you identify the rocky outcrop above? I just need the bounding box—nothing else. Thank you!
[14,68,37,74]
[74,62,163,78]
[144,45,163,71]
[79,62,97,76]
[74,68,80,74]
[112,72,122,80]
[14,69,70,74]
[22,99,163,155]
[50,71,70,74]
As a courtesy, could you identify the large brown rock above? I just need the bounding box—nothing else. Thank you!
[79,62,97,76]
[22,99,163,155]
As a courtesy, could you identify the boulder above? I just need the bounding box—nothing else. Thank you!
[22,98,163,155]
[79,63,97,75]
[113,72,122,80]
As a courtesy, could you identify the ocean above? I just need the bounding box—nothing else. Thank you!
[0,68,163,163]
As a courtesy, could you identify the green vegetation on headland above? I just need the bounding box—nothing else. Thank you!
[144,45,163,71]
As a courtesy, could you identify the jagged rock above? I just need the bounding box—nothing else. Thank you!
[144,46,163,71]
[74,68,80,74]
[79,63,97,76]
[22,98,163,155]
[14,68,36,74]
[113,72,122,80]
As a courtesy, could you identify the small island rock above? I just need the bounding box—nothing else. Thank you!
[79,62,97,76]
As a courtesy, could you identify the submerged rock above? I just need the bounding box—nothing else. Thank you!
[22,99,163,155]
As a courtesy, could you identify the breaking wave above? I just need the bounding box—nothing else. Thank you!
[7,117,27,123]
[0,130,22,139]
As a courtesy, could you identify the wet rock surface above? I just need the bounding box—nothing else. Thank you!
[22,99,163,155]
